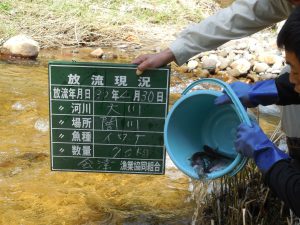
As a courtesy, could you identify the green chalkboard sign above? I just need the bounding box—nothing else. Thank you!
[49,61,170,175]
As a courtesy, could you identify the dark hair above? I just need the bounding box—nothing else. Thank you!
[277,6,300,61]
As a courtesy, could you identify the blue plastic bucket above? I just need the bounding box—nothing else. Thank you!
[164,78,251,180]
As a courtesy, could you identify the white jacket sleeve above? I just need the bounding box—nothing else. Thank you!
[170,0,293,65]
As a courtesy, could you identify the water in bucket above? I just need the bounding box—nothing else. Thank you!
[164,79,251,180]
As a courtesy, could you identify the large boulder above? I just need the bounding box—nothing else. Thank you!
[1,35,40,59]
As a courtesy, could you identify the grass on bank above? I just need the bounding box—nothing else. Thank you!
[198,164,291,225]
[0,0,219,48]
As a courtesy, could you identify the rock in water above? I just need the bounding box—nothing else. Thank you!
[90,48,104,58]
[1,34,40,59]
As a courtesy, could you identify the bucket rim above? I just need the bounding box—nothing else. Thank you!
[164,89,247,180]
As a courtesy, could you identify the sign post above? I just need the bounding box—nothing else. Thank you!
[49,62,170,175]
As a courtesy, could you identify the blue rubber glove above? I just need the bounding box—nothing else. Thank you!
[235,122,289,173]
[214,80,279,108]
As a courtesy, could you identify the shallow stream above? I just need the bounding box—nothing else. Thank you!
[0,47,280,225]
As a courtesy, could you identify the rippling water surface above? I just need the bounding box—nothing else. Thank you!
[0,48,196,225]
[0,47,280,225]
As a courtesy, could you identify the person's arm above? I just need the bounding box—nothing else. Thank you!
[235,122,300,216]
[170,0,293,65]
[214,72,300,107]
[265,160,300,217]
[275,72,300,105]
[214,79,279,107]
[132,48,176,74]
[133,0,293,73]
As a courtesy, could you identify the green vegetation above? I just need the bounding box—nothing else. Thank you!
[0,0,218,48]
[0,2,11,11]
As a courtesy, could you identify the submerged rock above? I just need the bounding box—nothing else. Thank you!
[34,118,49,132]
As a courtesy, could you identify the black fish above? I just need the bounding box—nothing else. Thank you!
[190,151,211,173]
[190,145,233,178]
[202,145,233,160]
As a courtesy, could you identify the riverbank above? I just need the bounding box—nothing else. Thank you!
[0,0,220,49]
[1,0,284,86]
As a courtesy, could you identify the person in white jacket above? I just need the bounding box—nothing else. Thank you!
[132,0,300,159]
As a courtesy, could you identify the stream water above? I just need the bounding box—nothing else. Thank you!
[0,47,280,225]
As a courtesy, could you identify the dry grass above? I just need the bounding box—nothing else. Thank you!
[192,163,293,225]
[0,0,220,49]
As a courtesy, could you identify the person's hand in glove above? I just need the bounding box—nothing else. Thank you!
[235,121,289,173]
[214,80,279,108]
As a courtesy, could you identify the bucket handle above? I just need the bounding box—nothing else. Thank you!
[182,78,251,177]
[182,78,252,127]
